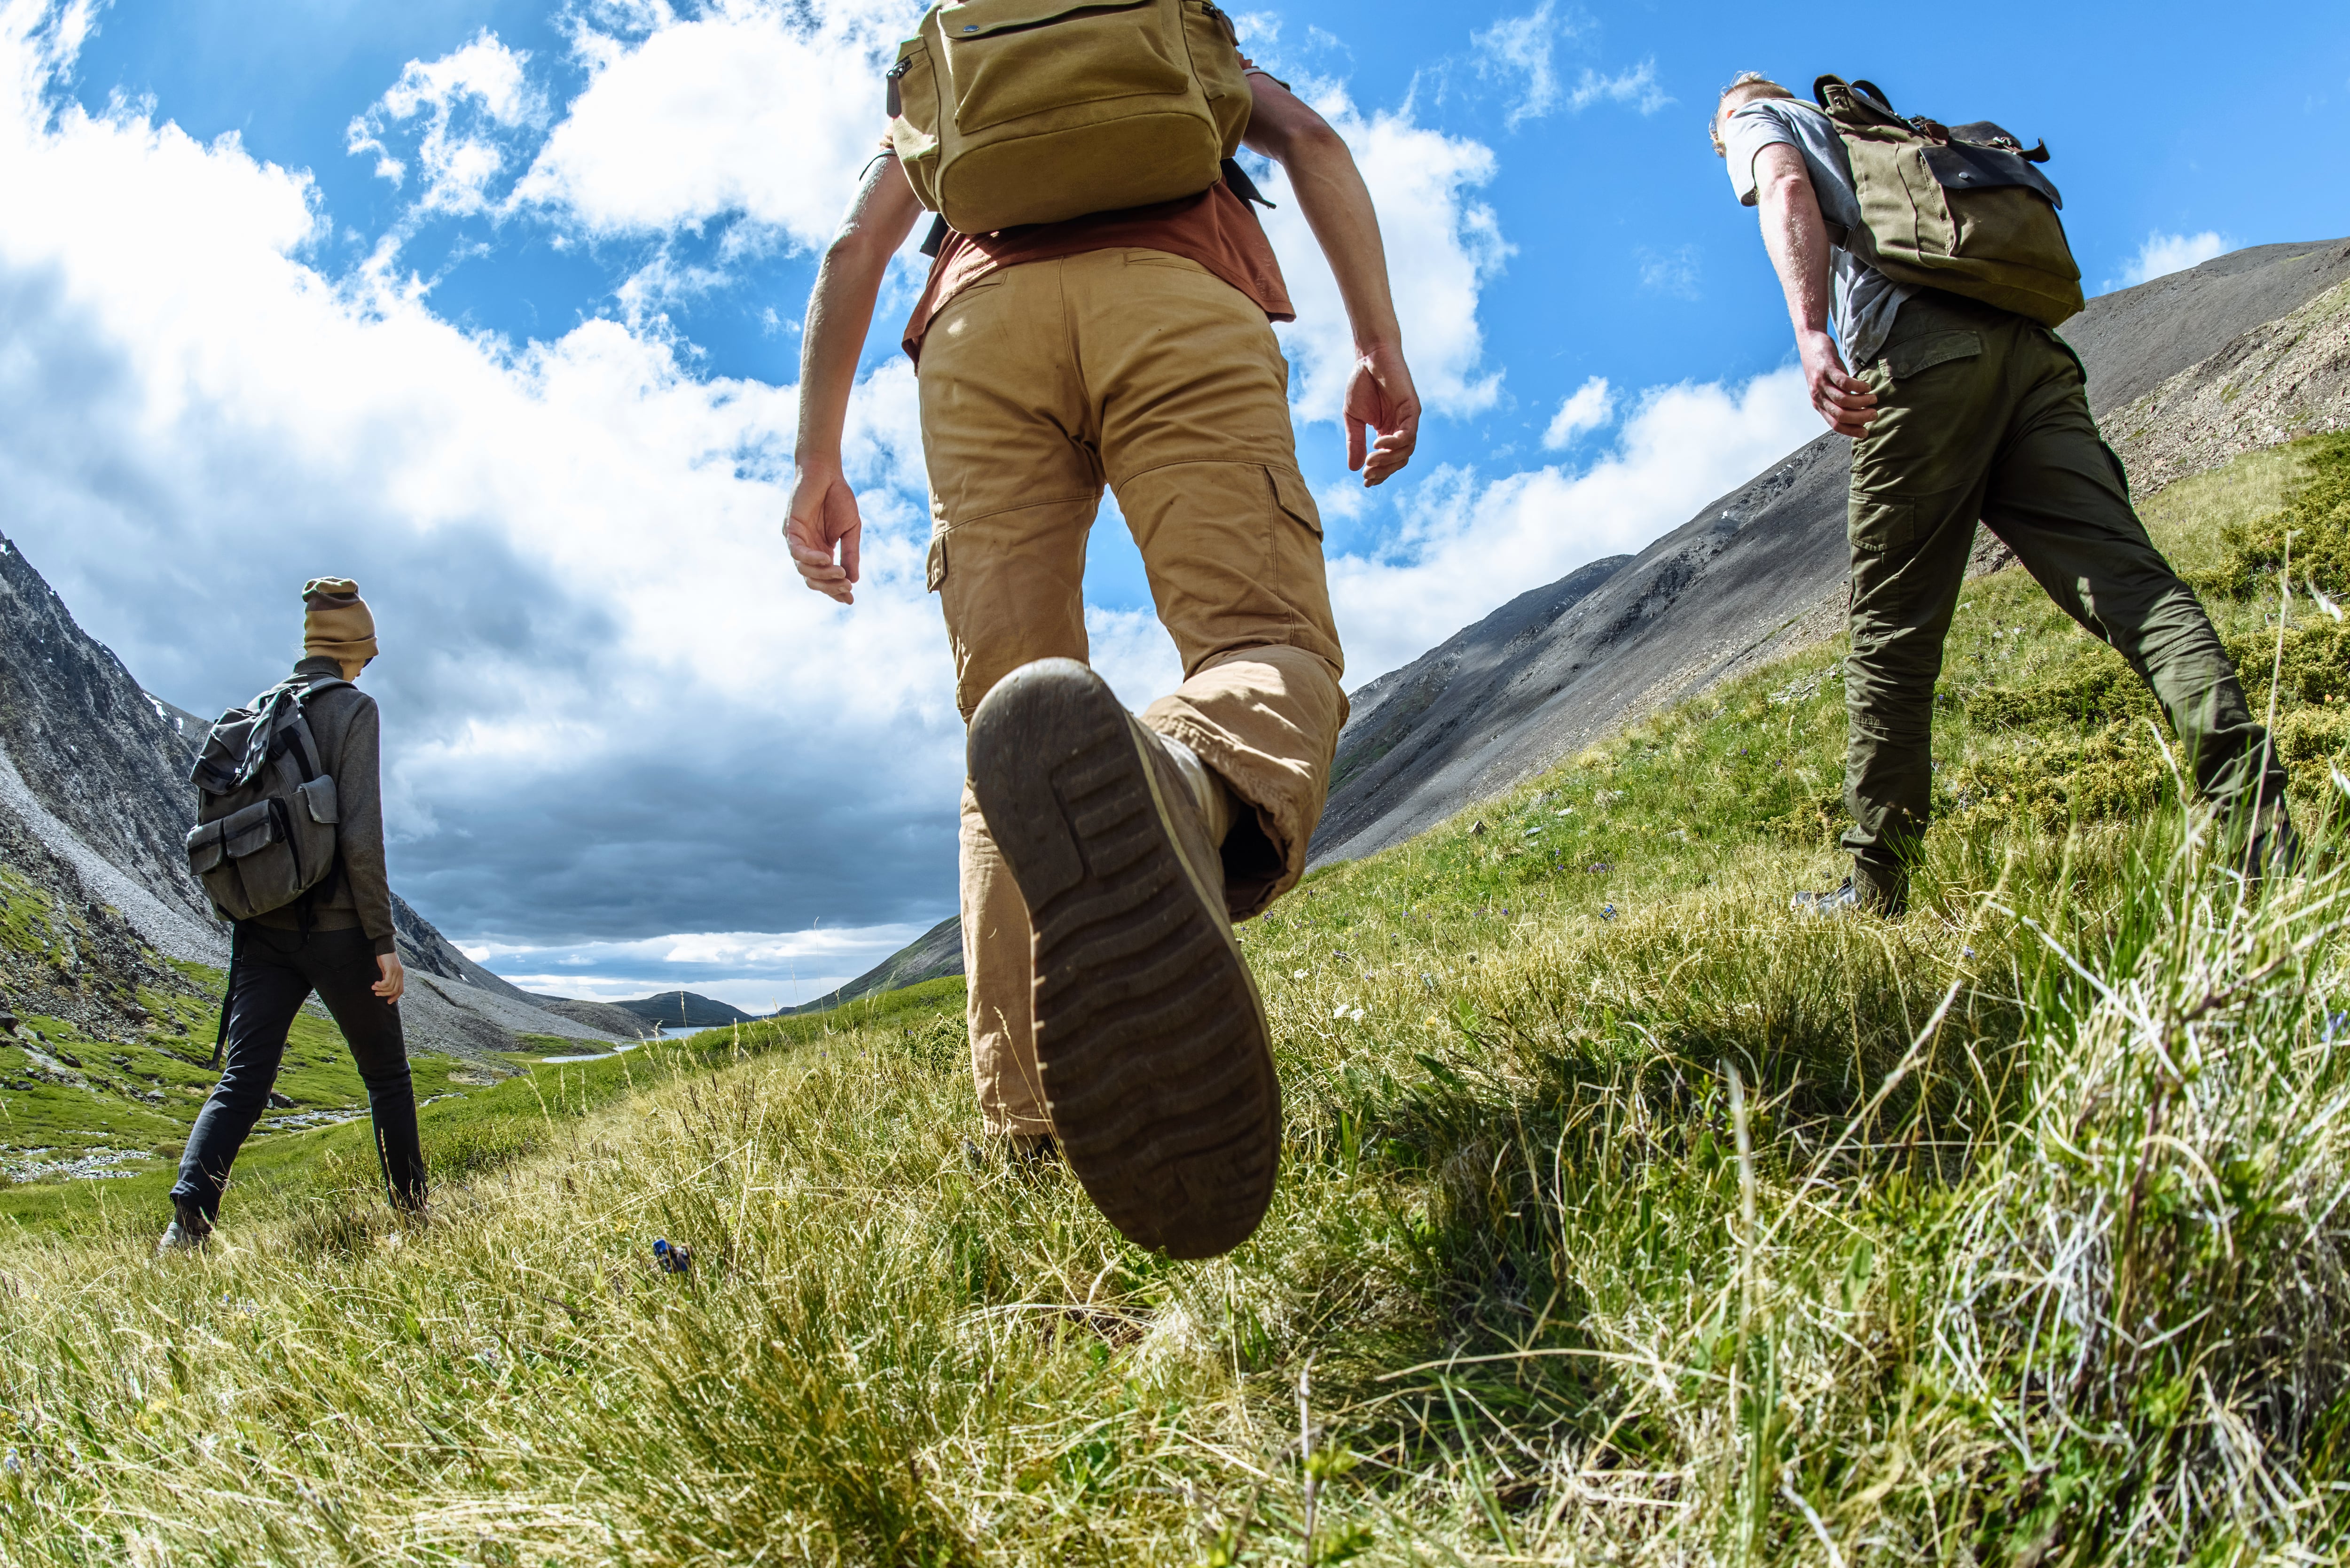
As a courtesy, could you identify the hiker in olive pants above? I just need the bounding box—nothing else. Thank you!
[1715,75,2292,913]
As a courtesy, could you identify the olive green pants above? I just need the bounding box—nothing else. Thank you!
[1841,290,2283,907]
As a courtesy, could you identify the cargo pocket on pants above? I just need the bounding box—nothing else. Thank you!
[1269,467,1323,539]
[926,531,949,593]
[1848,496,1917,556]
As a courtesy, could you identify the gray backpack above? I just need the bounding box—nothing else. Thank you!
[184,674,349,922]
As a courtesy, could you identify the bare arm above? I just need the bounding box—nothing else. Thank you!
[1242,76,1419,485]
[786,153,925,603]
[1750,143,1877,437]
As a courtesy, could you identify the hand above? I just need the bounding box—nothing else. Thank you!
[1798,329,1879,437]
[374,952,406,1003]
[1344,342,1420,486]
[785,460,865,604]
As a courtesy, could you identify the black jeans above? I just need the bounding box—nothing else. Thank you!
[173,924,426,1221]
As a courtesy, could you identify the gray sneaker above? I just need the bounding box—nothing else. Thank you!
[1791,876,1862,917]
[157,1199,212,1255]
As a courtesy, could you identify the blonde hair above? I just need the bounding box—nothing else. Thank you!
[1709,72,1795,155]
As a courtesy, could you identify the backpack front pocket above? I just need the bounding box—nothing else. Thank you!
[187,799,303,920]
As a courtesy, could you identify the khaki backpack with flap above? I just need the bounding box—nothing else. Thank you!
[1812,75,2084,328]
[887,0,1254,236]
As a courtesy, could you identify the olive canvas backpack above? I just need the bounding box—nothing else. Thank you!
[886,0,1255,237]
[183,672,348,924]
[1812,76,2085,328]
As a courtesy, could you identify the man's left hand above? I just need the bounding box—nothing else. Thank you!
[1345,343,1421,486]
[374,953,406,1003]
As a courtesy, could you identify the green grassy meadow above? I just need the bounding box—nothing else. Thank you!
[0,438,2345,1563]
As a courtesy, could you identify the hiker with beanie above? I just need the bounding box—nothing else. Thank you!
[162,578,424,1250]
[1713,73,2295,915]
[788,13,1419,1258]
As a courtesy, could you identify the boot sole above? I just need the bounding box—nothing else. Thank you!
[968,660,1279,1260]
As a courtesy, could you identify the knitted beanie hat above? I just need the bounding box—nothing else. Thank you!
[302,578,378,664]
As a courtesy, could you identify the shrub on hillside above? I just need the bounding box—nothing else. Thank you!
[1949,721,2171,831]
[1965,655,2159,731]
[2225,618,2350,711]
[2197,431,2350,599]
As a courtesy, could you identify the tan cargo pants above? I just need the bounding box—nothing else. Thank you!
[917,248,1349,1137]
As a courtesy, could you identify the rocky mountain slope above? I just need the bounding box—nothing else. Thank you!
[1309,239,2350,866]
[783,916,964,1016]
[0,531,619,1063]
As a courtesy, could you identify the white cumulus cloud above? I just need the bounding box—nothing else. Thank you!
[2116,229,2231,288]
[1471,0,1575,128]
[1468,5,1666,127]
[1568,60,1668,115]
[1542,375,1614,448]
[515,0,920,250]
[347,28,542,217]
[1255,85,1510,428]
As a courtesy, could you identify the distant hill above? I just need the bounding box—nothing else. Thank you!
[610,992,755,1029]
[1308,238,2350,867]
[782,916,964,1016]
[529,995,658,1038]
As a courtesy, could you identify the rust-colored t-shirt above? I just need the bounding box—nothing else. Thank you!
[900,180,1294,361]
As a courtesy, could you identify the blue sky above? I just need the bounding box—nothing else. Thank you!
[2,0,2345,1007]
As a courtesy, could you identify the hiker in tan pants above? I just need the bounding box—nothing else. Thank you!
[788,69,1418,1257]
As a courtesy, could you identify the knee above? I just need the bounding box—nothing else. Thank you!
[359,1057,413,1093]
[350,1037,413,1093]
[208,1058,274,1105]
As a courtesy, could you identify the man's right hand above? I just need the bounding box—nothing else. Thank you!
[786,460,865,605]
[1798,328,1879,438]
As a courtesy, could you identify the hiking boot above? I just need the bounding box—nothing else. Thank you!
[968,659,1278,1260]
[2243,802,2301,884]
[157,1198,212,1255]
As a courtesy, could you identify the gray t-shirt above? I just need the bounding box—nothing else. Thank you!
[1723,98,1910,369]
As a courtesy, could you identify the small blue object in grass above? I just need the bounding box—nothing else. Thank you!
[2327,1012,2349,1044]
[1600,904,1618,921]
[653,1238,692,1274]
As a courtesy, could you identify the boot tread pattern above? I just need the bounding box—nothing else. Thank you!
[969,661,1279,1260]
